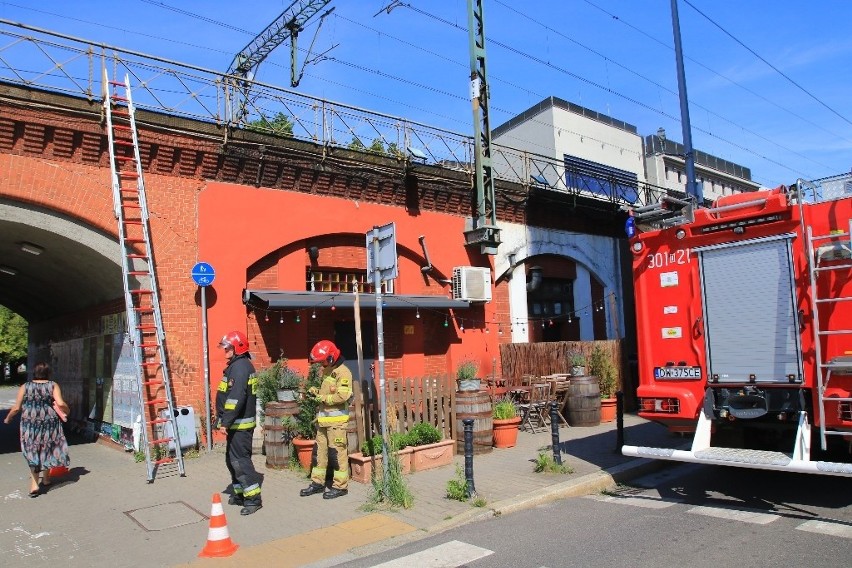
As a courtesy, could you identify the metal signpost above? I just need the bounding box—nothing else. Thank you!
[191,261,215,451]
[366,223,398,489]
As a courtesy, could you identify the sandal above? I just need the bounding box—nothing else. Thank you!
[29,489,40,498]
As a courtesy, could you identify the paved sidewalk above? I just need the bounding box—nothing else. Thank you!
[1,392,685,568]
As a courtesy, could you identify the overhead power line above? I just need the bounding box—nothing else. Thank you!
[682,0,852,127]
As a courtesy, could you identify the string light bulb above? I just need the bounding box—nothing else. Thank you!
[443,316,449,328]
[331,298,336,311]
[264,312,269,323]
[460,321,464,332]
[312,309,317,319]
[415,308,420,319]
[279,313,284,324]
[295,313,301,323]
[498,324,503,335]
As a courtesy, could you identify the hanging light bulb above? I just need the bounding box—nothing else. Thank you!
[415,308,420,319]
[312,309,317,319]
[443,316,449,328]
[264,312,269,323]
[485,325,489,334]
[279,313,284,324]
[541,320,545,328]
[568,315,573,323]
[460,321,464,332]
[295,313,301,323]
[498,324,503,335]
[548,319,554,327]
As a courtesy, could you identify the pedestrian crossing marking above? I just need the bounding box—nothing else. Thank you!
[796,519,852,539]
[687,505,779,525]
[587,494,678,509]
[369,540,493,568]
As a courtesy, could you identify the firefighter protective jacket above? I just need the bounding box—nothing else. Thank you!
[315,363,353,427]
[216,353,257,430]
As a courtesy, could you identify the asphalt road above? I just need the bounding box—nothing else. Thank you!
[332,463,852,568]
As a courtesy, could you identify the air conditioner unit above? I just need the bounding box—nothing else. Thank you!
[452,266,492,302]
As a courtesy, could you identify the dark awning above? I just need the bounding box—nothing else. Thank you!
[243,289,470,310]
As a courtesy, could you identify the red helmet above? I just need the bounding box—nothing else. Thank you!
[219,331,249,355]
[309,340,340,365]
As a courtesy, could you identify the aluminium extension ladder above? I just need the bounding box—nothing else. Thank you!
[103,70,185,482]
[804,209,852,452]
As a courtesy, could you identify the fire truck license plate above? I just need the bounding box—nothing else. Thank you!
[654,366,702,379]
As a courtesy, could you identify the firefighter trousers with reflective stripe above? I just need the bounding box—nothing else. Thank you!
[226,429,261,503]
[311,424,349,490]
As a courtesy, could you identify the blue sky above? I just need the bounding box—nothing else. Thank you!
[1,0,850,189]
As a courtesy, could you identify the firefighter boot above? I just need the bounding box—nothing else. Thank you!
[300,482,325,497]
[323,487,348,499]
[228,494,244,506]
[240,498,262,516]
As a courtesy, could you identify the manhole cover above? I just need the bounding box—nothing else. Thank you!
[125,501,207,531]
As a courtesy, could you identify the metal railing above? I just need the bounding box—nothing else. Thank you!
[0,19,666,209]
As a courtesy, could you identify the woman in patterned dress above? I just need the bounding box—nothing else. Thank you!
[3,362,70,497]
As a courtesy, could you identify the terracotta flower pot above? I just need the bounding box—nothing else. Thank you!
[349,447,413,483]
[492,416,521,448]
[600,397,617,423]
[292,437,315,471]
[410,439,454,471]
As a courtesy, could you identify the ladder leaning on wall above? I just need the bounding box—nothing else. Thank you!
[103,70,185,482]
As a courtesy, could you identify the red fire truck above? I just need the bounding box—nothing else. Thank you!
[622,173,852,476]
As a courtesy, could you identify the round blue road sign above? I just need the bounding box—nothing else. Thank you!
[191,262,215,287]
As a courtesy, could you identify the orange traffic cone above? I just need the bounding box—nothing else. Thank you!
[198,493,239,558]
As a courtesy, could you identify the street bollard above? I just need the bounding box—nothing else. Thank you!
[463,418,476,498]
[616,390,624,452]
[550,401,562,465]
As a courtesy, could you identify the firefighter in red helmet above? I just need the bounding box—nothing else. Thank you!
[215,330,262,515]
[299,339,353,499]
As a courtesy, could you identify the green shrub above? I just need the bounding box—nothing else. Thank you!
[456,360,478,381]
[361,432,413,456]
[295,363,323,439]
[588,345,617,398]
[492,396,517,419]
[445,464,468,501]
[407,422,441,446]
[533,452,574,474]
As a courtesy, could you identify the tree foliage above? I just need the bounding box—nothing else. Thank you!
[246,112,294,137]
[0,305,28,369]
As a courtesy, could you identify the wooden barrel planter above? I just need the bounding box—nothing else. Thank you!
[264,401,298,469]
[455,390,493,455]
[565,376,601,427]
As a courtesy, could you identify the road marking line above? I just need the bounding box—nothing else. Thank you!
[687,505,779,525]
[369,540,493,568]
[587,494,678,509]
[797,519,852,539]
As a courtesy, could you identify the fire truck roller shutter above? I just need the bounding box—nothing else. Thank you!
[696,234,803,384]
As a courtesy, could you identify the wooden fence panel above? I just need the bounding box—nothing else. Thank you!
[351,375,456,449]
[500,340,624,394]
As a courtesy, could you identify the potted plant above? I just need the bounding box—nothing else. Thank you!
[589,345,618,422]
[255,358,287,417]
[292,362,323,470]
[570,353,587,377]
[456,359,480,392]
[492,396,521,448]
[277,367,302,402]
[349,432,414,483]
[406,422,454,472]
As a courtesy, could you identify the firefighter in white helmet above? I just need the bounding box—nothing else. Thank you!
[299,339,353,499]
